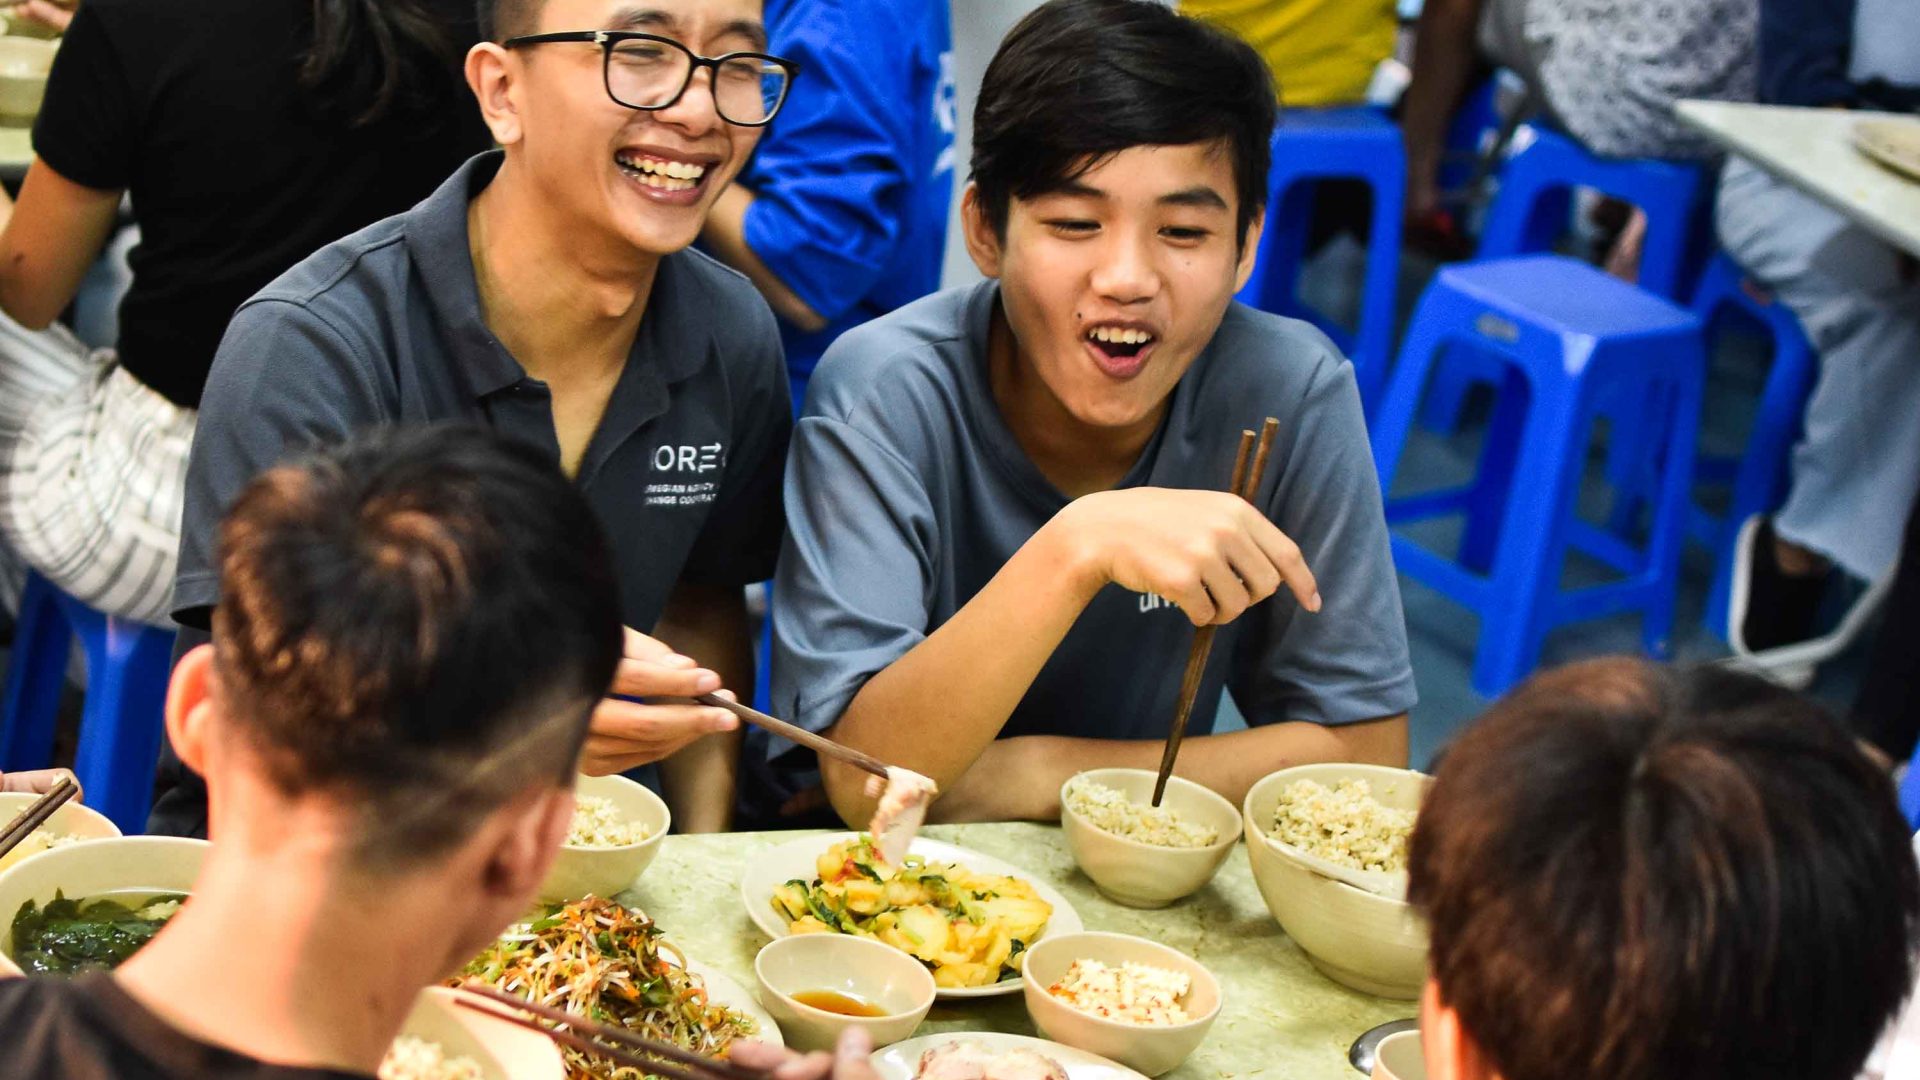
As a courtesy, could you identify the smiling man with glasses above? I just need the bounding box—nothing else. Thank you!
[148,0,798,839]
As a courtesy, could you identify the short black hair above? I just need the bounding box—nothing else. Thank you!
[970,0,1277,245]
[1409,658,1920,1080]
[475,0,541,41]
[212,424,622,861]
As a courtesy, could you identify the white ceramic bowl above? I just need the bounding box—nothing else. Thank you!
[1242,764,1429,1000]
[0,835,209,976]
[0,790,121,875]
[394,987,566,1080]
[537,774,669,903]
[754,933,936,1052]
[1059,769,1242,908]
[1371,1029,1428,1080]
[1021,931,1221,1077]
[0,37,55,121]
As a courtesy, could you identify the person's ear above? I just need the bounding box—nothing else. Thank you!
[163,645,220,777]
[961,184,1005,280]
[466,43,524,147]
[1420,977,1494,1080]
[479,784,573,905]
[1233,207,1266,292]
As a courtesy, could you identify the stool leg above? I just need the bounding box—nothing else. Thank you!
[1460,365,1530,574]
[1371,295,1453,496]
[1642,354,1706,660]
[1355,168,1406,415]
[69,620,176,833]
[0,574,69,773]
[1473,376,1580,697]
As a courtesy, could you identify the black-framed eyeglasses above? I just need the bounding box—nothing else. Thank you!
[503,30,798,127]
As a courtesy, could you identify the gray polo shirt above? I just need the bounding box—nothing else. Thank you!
[152,151,790,836]
[752,281,1413,818]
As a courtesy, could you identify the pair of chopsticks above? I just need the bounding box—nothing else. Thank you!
[1151,418,1280,807]
[695,692,890,782]
[456,983,770,1080]
[0,776,78,862]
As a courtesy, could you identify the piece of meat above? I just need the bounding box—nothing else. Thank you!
[867,765,938,865]
[913,1042,1069,1080]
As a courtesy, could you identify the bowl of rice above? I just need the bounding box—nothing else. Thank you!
[1058,769,1241,909]
[536,773,669,903]
[0,791,120,877]
[382,987,564,1080]
[1242,764,1429,1000]
[1021,931,1221,1076]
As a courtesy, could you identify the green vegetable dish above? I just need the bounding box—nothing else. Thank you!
[10,891,185,975]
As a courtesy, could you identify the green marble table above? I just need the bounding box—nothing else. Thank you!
[621,822,1410,1080]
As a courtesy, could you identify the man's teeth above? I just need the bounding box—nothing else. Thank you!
[615,153,707,192]
[1087,327,1155,345]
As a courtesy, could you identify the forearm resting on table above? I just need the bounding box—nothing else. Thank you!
[928,715,1410,824]
[701,184,827,332]
[652,583,754,832]
[821,526,1105,827]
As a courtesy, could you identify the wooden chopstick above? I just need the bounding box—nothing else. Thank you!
[0,777,77,863]
[1152,418,1280,807]
[694,692,891,780]
[455,983,768,1080]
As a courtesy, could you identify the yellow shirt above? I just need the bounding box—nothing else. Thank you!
[1181,0,1398,109]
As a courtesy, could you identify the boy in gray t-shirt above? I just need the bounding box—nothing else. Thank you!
[753,0,1415,828]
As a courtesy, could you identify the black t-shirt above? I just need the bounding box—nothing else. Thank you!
[0,974,368,1080]
[29,0,490,409]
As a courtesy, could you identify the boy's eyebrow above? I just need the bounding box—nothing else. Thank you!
[605,7,768,50]
[1158,185,1231,211]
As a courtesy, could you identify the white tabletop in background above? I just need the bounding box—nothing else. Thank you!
[1676,100,1920,259]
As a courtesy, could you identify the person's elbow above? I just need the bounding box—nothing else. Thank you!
[0,274,62,331]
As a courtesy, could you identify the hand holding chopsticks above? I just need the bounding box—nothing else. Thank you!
[0,774,79,864]
[1152,417,1283,807]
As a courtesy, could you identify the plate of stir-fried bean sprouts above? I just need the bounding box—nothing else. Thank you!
[457,896,777,1079]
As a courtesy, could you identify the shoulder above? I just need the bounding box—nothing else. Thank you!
[1199,302,1358,407]
[807,285,978,418]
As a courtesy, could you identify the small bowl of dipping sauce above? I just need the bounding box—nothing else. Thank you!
[754,933,936,1051]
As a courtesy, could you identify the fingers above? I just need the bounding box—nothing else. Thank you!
[608,634,722,698]
[830,1026,878,1080]
[579,698,738,773]
[0,768,79,797]
[1196,556,1252,625]
[1241,511,1321,613]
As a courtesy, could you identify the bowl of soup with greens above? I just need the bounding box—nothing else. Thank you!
[0,836,208,976]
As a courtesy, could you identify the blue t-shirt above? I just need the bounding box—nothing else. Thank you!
[741,0,956,385]
[748,282,1417,822]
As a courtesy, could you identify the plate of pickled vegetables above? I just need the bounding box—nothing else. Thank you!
[741,834,1082,999]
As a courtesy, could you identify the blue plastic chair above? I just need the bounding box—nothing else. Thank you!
[0,572,176,832]
[1236,106,1404,413]
[1372,256,1705,697]
[1900,754,1920,832]
[1684,253,1818,636]
[1421,126,1711,432]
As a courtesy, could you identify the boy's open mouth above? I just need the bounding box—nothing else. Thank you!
[615,151,710,195]
[1085,325,1157,358]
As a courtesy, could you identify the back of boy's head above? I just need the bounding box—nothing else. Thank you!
[211,424,622,863]
[1409,657,1919,1080]
[970,0,1277,246]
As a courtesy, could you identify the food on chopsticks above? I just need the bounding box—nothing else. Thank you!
[770,836,1052,989]
[378,1036,485,1080]
[0,827,86,875]
[913,1041,1070,1080]
[457,896,756,1080]
[565,795,655,848]
[1046,958,1192,1026]
[866,766,938,866]
[1061,775,1219,848]
[9,890,184,975]
[1269,777,1414,873]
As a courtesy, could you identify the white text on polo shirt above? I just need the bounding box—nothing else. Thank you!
[651,442,726,473]
[1138,592,1176,614]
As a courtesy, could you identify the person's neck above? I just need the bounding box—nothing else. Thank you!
[468,157,658,388]
[987,302,1165,499]
[115,826,462,1075]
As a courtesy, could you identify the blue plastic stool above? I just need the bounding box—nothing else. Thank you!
[1685,253,1818,636]
[0,572,176,832]
[1236,106,1404,412]
[1900,752,1920,832]
[1422,126,1710,432]
[1372,256,1705,697]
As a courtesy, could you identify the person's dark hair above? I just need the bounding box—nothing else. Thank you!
[475,0,543,42]
[300,0,469,129]
[211,425,622,862]
[970,0,1277,246]
[1409,658,1920,1080]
